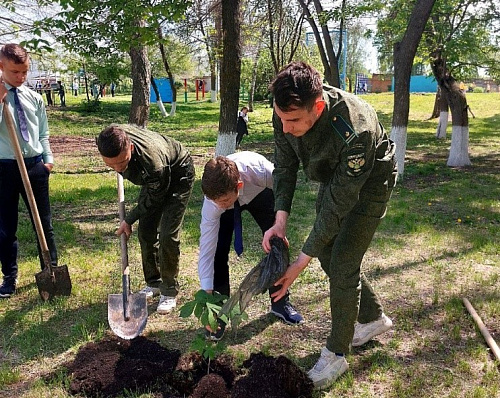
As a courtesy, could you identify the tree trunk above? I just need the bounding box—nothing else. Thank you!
[157,27,177,116]
[248,42,262,112]
[430,87,441,119]
[128,23,151,127]
[447,83,470,166]
[151,76,168,117]
[210,66,217,103]
[216,0,241,156]
[431,56,471,166]
[391,0,436,177]
[435,88,448,139]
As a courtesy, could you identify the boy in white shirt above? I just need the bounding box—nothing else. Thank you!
[198,151,303,340]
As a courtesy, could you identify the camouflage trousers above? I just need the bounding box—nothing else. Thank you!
[318,190,393,354]
[137,161,194,297]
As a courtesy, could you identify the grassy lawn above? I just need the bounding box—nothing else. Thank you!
[0,92,499,397]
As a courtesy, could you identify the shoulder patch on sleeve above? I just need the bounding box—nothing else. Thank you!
[330,115,358,145]
[347,152,366,174]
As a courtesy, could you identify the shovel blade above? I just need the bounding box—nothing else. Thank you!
[108,293,147,340]
[35,265,72,301]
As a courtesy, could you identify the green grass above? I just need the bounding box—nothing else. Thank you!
[0,91,499,397]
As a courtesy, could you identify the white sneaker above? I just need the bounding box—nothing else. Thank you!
[157,295,176,314]
[139,286,161,299]
[352,313,393,347]
[307,347,348,389]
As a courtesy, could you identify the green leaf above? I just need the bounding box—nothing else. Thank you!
[194,289,210,304]
[193,303,204,319]
[207,309,217,331]
[200,310,209,327]
[179,301,196,318]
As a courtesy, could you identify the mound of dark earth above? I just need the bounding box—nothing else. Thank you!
[52,336,313,398]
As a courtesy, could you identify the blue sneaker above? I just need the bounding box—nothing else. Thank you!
[271,299,304,325]
[0,280,16,298]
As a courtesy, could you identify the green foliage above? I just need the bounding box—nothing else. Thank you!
[375,0,499,79]
[47,0,191,58]
[179,290,247,360]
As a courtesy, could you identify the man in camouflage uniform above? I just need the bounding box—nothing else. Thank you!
[97,124,194,314]
[263,62,397,388]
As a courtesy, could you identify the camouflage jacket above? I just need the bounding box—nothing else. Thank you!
[272,86,397,257]
[113,124,192,225]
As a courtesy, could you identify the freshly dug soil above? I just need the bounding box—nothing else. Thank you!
[55,336,313,398]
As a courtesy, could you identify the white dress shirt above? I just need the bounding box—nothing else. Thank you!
[198,151,273,290]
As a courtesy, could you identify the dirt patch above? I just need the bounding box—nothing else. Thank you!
[53,336,313,398]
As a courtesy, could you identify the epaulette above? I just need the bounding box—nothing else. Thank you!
[330,115,358,145]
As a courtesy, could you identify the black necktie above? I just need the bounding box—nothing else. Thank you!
[233,201,243,256]
[10,88,29,142]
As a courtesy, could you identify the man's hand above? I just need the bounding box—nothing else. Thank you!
[44,163,53,173]
[262,210,289,252]
[116,220,132,240]
[270,252,312,302]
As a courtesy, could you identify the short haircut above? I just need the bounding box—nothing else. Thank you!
[269,61,323,111]
[0,43,29,64]
[202,156,240,200]
[96,125,130,158]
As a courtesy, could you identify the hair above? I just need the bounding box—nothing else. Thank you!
[201,156,240,200]
[240,106,249,112]
[0,43,29,64]
[96,125,130,157]
[269,61,323,111]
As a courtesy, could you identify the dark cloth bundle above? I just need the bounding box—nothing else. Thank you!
[219,237,289,316]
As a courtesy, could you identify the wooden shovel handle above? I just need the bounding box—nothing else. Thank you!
[116,173,130,276]
[3,105,52,270]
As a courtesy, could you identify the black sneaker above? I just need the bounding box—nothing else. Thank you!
[0,281,16,298]
[205,318,226,341]
[271,300,304,325]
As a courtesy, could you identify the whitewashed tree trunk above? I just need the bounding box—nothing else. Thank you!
[447,125,471,166]
[390,125,408,177]
[156,99,168,117]
[215,132,237,156]
[211,90,217,102]
[435,111,448,139]
[169,101,176,116]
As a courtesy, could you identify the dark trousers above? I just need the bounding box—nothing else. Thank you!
[137,159,195,297]
[0,158,57,284]
[213,188,288,304]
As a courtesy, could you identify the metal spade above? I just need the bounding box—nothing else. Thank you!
[107,173,147,339]
[4,106,71,301]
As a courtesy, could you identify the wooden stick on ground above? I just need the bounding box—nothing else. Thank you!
[463,298,500,362]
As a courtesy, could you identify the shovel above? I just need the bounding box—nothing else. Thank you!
[107,173,147,340]
[3,106,72,301]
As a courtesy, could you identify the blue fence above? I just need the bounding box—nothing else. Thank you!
[150,78,173,103]
[391,75,437,93]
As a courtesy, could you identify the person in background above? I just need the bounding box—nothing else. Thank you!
[263,61,397,389]
[235,106,249,149]
[199,152,303,340]
[43,81,53,106]
[72,80,79,96]
[57,80,66,107]
[0,43,59,298]
[110,82,116,97]
[96,124,195,314]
